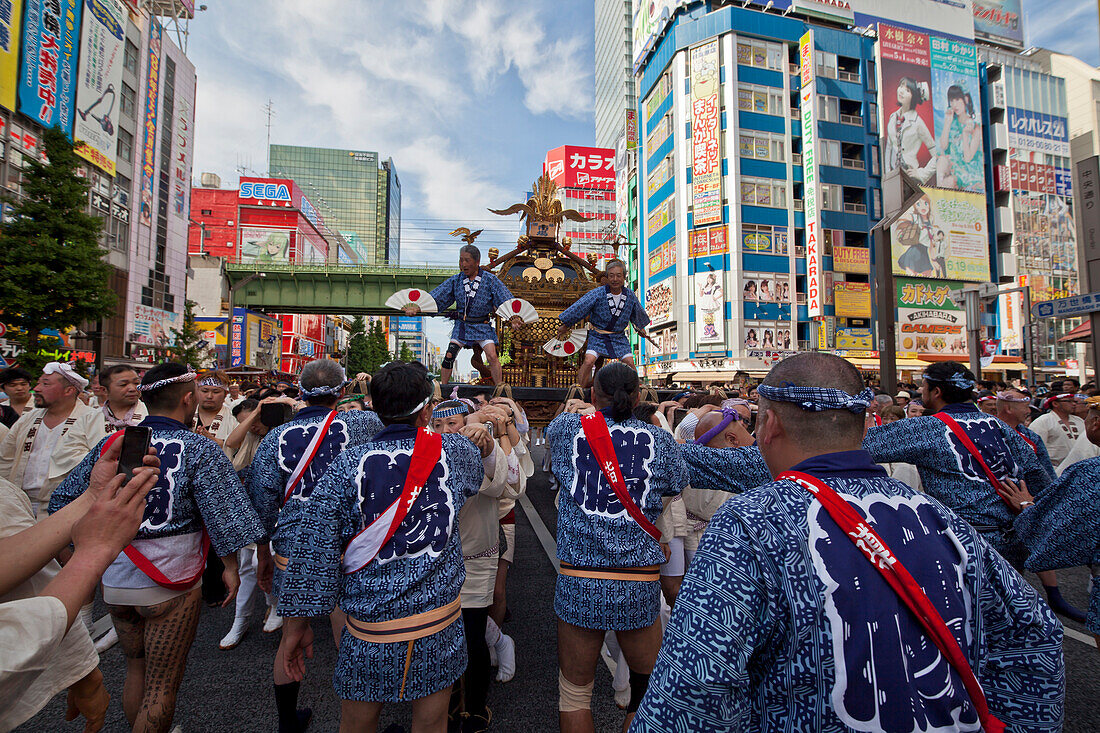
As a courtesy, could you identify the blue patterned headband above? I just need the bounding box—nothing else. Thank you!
[757,384,875,414]
[432,402,470,420]
[139,367,197,392]
[922,371,975,390]
[298,380,349,398]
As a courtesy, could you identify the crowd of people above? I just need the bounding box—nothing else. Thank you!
[0,354,1097,732]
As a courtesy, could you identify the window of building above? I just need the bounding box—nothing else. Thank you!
[737,83,785,116]
[822,229,844,255]
[124,39,139,75]
[815,51,837,79]
[868,103,879,134]
[866,61,876,92]
[117,129,133,163]
[870,145,880,176]
[736,40,784,71]
[819,140,840,167]
[818,95,839,123]
[738,132,785,162]
[821,183,842,211]
[740,177,787,208]
[120,83,136,119]
[201,208,212,215]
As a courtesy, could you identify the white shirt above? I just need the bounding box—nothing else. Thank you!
[1029,412,1086,466]
[1056,432,1100,475]
[22,422,63,510]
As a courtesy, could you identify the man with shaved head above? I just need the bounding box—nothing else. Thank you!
[631,352,1064,732]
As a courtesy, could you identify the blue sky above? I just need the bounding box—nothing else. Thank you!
[187,0,1098,359]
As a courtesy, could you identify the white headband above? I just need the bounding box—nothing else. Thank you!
[42,361,89,391]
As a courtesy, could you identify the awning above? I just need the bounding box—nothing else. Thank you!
[841,358,929,370]
[1059,321,1091,343]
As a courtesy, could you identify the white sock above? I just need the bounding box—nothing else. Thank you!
[485,616,503,647]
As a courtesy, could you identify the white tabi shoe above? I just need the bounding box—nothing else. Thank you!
[263,607,283,633]
[489,641,498,667]
[494,633,516,682]
[219,615,250,650]
[94,627,119,653]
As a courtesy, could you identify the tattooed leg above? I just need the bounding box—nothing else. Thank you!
[132,586,203,733]
[107,604,147,727]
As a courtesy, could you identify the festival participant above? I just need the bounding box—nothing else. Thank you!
[1004,397,1100,648]
[49,362,267,733]
[996,388,1057,476]
[99,365,148,434]
[1029,391,1086,466]
[0,367,35,426]
[0,362,108,517]
[862,361,1053,566]
[545,362,687,732]
[556,259,653,389]
[0,437,158,732]
[412,244,521,386]
[276,362,486,732]
[193,370,239,454]
[894,390,912,407]
[226,381,245,410]
[631,352,1066,731]
[245,360,384,730]
[431,399,515,729]
[976,389,998,415]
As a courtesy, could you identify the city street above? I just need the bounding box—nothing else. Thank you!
[18,447,1100,732]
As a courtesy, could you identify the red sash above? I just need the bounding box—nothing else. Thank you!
[934,413,1014,508]
[580,413,661,543]
[342,429,443,574]
[283,410,337,506]
[780,470,1005,733]
[101,431,211,590]
[1014,427,1038,454]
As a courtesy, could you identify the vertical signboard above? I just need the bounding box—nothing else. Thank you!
[138,17,162,228]
[689,39,721,226]
[998,290,1023,350]
[18,0,83,134]
[799,30,823,319]
[0,1,23,110]
[73,0,126,174]
[694,270,725,347]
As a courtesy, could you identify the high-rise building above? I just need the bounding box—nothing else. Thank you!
[269,145,401,265]
[594,0,636,149]
[544,145,617,262]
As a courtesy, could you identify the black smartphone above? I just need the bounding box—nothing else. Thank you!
[116,426,152,482]
[672,408,689,429]
[260,402,291,429]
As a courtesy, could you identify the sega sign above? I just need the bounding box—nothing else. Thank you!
[239,180,292,202]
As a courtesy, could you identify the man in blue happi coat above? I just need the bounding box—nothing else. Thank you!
[631,352,1065,732]
[556,259,654,388]
[410,244,521,386]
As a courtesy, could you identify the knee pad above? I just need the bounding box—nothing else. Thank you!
[558,670,594,712]
[627,670,651,713]
[442,343,461,370]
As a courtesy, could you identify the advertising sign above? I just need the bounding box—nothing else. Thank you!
[895,278,968,357]
[693,270,724,347]
[72,0,125,174]
[833,282,873,318]
[891,187,989,282]
[800,31,823,319]
[973,1,1023,50]
[748,0,975,41]
[647,199,672,237]
[742,226,789,255]
[647,156,672,198]
[632,0,689,73]
[230,311,244,367]
[132,304,180,348]
[998,290,1023,350]
[647,240,675,279]
[543,145,615,190]
[644,281,674,327]
[238,178,293,204]
[644,72,670,122]
[19,0,83,134]
[832,245,870,274]
[690,39,722,226]
[1007,108,1070,157]
[241,227,292,264]
[836,327,874,350]
[395,316,421,333]
[138,18,162,228]
[879,25,985,195]
[0,1,22,111]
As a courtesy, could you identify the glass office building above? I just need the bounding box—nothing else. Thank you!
[269,145,401,265]
[595,0,636,149]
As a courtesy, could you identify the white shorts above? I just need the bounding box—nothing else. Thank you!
[659,537,697,577]
[585,351,635,362]
[450,339,496,349]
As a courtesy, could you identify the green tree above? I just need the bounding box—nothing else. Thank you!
[169,300,209,370]
[366,320,390,372]
[398,342,415,363]
[348,319,390,376]
[0,127,115,372]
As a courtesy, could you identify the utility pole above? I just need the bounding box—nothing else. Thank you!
[263,100,276,176]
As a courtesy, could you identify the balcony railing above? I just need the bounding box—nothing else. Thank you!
[843,202,868,215]
[842,158,864,170]
[837,70,860,83]
[839,113,863,126]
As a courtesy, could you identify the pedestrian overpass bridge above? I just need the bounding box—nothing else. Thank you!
[226,262,454,315]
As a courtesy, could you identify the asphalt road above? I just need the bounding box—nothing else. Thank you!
[19,447,1100,732]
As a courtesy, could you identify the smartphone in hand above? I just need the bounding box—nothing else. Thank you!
[116,426,152,482]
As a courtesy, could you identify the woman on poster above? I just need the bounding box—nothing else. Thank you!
[937,84,983,191]
[885,77,939,184]
[897,195,938,276]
